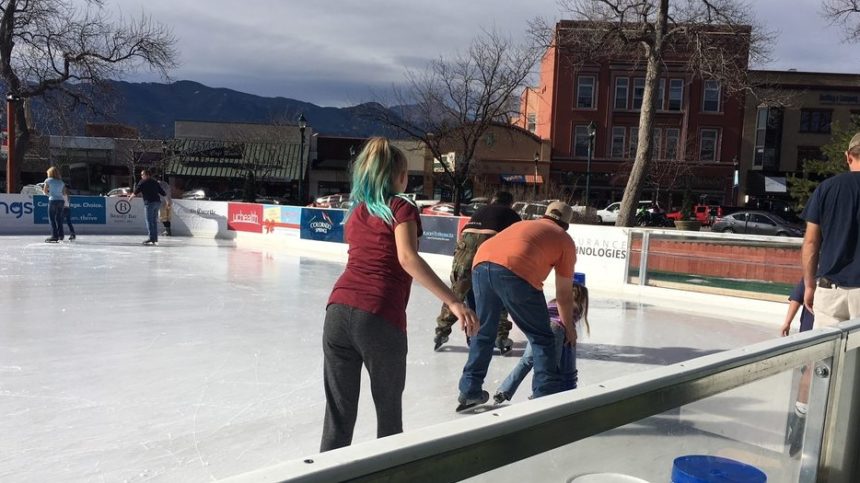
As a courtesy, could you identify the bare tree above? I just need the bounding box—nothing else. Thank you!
[372,29,541,215]
[0,0,177,189]
[823,0,860,41]
[536,0,770,226]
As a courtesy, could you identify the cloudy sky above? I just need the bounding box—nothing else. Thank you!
[102,0,859,107]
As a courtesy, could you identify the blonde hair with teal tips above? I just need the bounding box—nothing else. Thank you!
[348,137,407,224]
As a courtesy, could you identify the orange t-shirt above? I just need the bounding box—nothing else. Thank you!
[472,218,576,290]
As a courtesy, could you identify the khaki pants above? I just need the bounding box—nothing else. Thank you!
[814,285,860,326]
[159,202,172,223]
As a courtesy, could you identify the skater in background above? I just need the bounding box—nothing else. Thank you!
[457,202,578,411]
[42,166,65,243]
[158,174,172,236]
[62,188,76,241]
[321,137,478,452]
[494,281,589,404]
[780,278,815,457]
[129,169,166,245]
[434,191,520,352]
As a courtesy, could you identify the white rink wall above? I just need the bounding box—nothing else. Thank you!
[0,195,786,325]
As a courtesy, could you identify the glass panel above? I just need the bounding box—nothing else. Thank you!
[464,355,831,482]
[633,78,645,110]
[652,128,662,159]
[629,127,639,158]
[578,76,595,109]
[700,129,718,162]
[665,128,680,160]
[656,79,665,110]
[611,127,626,158]
[574,126,590,157]
[703,80,721,112]
[614,77,629,110]
[668,79,683,111]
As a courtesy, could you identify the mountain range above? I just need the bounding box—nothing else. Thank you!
[94,80,401,139]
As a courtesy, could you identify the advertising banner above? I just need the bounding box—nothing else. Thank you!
[300,208,345,243]
[419,215,460,255]
[172,200,228,236]
[262,205,302,236]
[228,202,264,233]
[106,197,145,230]
[0,194,36,233]
[33,196,106,225]
[568,224,629,287]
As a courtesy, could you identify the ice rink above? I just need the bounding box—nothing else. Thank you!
[0,235,782,482]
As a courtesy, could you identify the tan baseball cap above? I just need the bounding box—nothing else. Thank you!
[849,132,860,151]
[544,201,574,224]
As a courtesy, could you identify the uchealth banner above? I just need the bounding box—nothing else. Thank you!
[419,215,461,255]
[300,207,345,243]
[228,202,264,233]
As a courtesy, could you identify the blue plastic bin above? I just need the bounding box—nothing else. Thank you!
[672,455,766,483]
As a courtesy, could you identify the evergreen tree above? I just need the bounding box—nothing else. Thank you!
[789,120,860,210]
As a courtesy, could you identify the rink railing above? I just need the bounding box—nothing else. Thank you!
[223,320,860,483]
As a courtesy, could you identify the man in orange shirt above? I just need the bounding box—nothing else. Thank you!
[457,202,578,411]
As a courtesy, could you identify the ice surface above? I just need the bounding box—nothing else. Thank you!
[0,236,778,482]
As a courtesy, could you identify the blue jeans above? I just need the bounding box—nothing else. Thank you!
[497,324,577,399]
[459,262,562,399]
[145,201,161,242]
[48,200,64,239]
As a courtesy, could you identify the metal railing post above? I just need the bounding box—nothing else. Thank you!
[639,230,650,286]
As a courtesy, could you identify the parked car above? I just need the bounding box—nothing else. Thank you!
[596,200,652,224]
[105,187,132,197]
[212,189,245,201]
[181,188,209,200]
[711,210,804,237]
[421,202,480,217]
[20,183,46,196]
[313,193,350,208]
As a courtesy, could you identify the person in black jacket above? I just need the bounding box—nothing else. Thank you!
[129,169,166,245]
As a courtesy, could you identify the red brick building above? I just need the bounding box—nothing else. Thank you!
[518,21,749,209]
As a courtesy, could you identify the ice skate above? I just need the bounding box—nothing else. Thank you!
[45,237,59,243]
[69,234,76,241]
[455,391,489,413]
[493,391,509,405]
[786,412,806,458]
[496,336,513,355]
[142,240,157,246]
[433,334,448,351]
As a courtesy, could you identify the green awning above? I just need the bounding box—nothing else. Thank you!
[166,138,304,181]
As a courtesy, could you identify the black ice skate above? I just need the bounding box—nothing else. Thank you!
[456,391,489,413]
[69,234,76,241]
[493,391,509,405]
[433,334,448,352]
[45,237,59,243]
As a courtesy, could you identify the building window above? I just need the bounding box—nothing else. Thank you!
[703,80,721,112]
[574,125,591,157]
[632,78,645,110]
[577,76,596,109]
[797,146,826,172]
[700,129,719,162]
[628,127,639,158]
[799,109,832,133]
[668,79,684,111]
[610,126,626,158]
[614,77,628,110]
[754,107,784,170]
[652,128,662,159]
[656,80,665,111]
[665,128,680,160]
[526,113,536,133]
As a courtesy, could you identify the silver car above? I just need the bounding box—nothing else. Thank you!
[712,210,804,237]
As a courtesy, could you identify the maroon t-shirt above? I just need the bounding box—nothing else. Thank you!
[327,196,423,332]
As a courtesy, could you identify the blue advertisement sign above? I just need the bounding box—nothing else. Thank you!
[33,195,107,224]
[419,215,460,255]
[300,208,345,243]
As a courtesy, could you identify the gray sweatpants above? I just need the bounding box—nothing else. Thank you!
[320,303,408,452]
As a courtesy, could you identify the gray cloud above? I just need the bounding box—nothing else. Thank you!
[98,0,859,106]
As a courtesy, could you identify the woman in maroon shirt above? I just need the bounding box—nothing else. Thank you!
[321,137,478,451]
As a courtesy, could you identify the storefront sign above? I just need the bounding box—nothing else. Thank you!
[419,215,460,255]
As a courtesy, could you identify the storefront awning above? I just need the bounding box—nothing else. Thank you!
[500,174,544,184]
[166,139,304,181]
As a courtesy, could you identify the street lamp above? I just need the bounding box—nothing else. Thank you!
[298,113,307,203]
[585,121,597,207]
[533,152,540,199]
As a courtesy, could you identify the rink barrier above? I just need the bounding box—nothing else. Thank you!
[221,320,860,483]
